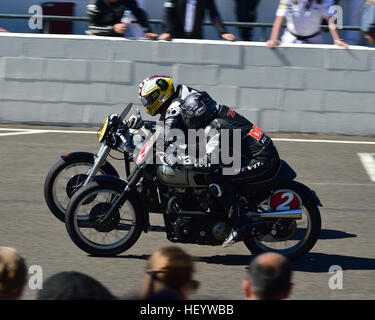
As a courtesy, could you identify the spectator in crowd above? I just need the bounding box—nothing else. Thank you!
[234,0,260,41]
[86,0,158,39]
[243,252,293,300]
[361,0,375,46]
[159,0,236,41]
[37,271,116,300]
[125,0,147,38]
[139,246,199,300]
[347,0,366,45]
[0,247,27,300]
[267,0,348,49]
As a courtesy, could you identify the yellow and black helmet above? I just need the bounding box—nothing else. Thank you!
[138,75,175,116]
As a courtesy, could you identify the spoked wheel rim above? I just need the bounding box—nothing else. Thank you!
[52,162,105,215]
[72,189,137,251]
[250,200,312,255]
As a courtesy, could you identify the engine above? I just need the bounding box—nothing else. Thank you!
[149,164,232,245]
[164,187,230,245]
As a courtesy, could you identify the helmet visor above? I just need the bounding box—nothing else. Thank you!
[140,89,160,113]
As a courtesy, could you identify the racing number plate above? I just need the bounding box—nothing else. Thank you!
[269,189,302,212]
[136,127,162,165]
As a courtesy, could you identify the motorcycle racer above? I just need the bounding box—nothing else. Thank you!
[180,92,280,247]
[138,75,280,247]
[138,75,198,153]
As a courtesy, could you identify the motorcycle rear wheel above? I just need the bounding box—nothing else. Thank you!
[244,182,321,261]
[65,181,143,256]
[44,155,119,222]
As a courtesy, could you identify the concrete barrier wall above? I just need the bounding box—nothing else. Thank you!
[0,33,374,136]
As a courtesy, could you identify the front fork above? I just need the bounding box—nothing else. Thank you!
[100,164,144,223]
[83,143,111,187]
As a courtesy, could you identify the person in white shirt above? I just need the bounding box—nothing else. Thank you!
[267,0,348,49]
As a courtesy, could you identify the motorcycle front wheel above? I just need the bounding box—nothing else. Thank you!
[44,154,119,222]
[65,181,143,256]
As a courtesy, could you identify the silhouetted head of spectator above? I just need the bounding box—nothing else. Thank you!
[139,246,199,300]
[37,271,116,300]
[243,252,293,300]
[0,247,27,300]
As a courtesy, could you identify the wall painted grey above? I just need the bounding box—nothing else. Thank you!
[0,33,374,136]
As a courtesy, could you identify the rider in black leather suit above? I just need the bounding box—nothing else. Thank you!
[180,92,280,247]
[138,75,280,247]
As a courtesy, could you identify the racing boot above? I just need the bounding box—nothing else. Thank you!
[222,200,253,248]
[209,183,223,198]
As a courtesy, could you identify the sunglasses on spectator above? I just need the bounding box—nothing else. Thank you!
[146,270,200,291]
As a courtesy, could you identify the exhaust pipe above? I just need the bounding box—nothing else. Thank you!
[249,209,302,219]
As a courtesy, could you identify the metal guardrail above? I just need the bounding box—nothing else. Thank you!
[0,14,361,41]
[0,14,88,22]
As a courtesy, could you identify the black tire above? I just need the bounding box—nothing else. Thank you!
[244,181,321,261]
[44,155,119,222]
[65,180,143,256]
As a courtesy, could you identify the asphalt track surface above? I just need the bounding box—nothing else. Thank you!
[0,124,375,300]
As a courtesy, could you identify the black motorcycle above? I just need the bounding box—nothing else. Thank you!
[65,104,323,260]
[44,104,146,222]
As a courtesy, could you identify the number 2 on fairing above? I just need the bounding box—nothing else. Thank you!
[276,192,293,211]
[269,189,302,212]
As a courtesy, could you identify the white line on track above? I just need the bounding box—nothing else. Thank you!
[272,138,375,145]
[0,128,374,145]
[0,128,373,185]
[0,128,97,135]
[0,131,46,137]
[308,182,374,186]
[357,153,375,182]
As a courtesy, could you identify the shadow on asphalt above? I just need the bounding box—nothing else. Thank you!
[88,229,362,270]
[89,251,375,274]
[95,254,151,260]
[197,251,375,273]
[197,255,252,266]
[318,229,357,240]
[294,253,375,273]
[98,253,253,266]
[148,226,166,232]
[147,227,357,240]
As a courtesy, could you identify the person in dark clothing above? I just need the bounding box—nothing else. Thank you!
[36,271,117,300]
[159,0,236,41]
[180,92,280,247]
[0,247,27,300]
[234,0,260,41]
[243,253,293,300]
[139,246,199,300]
[86,0,158,39]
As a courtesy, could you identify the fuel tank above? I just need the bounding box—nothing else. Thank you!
[156,164,208,188]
